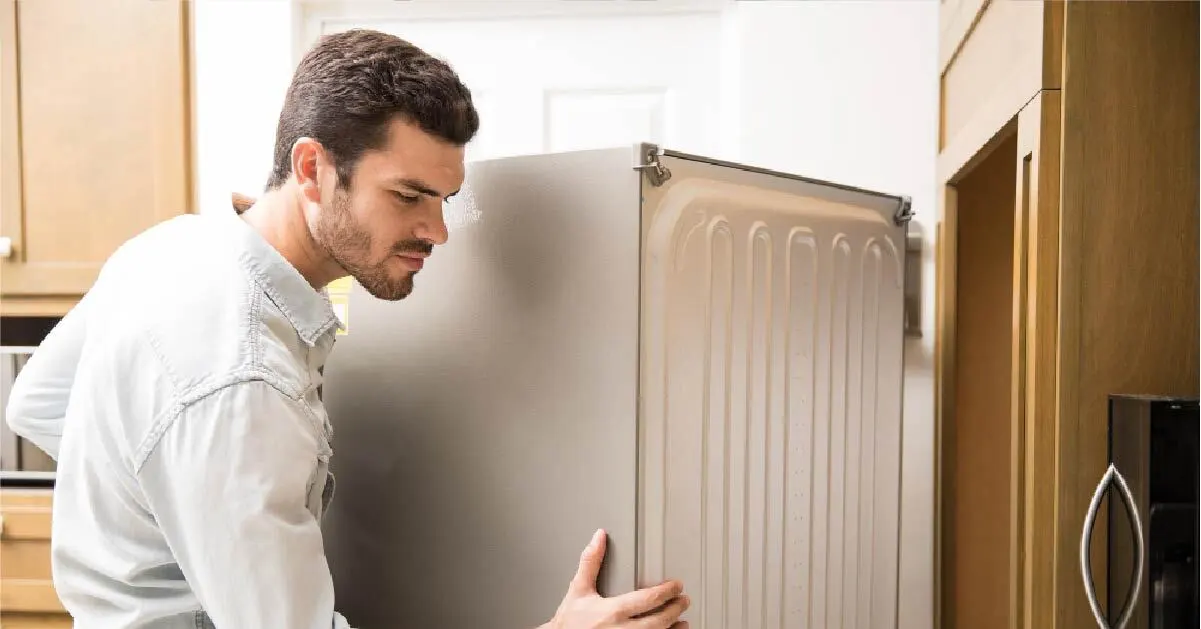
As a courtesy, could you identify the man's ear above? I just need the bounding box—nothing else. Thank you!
[290,137,326,204]
[231,192,255,214]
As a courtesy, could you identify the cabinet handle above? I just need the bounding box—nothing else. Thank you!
[1080,463,1145,629]
[0,236,11,258]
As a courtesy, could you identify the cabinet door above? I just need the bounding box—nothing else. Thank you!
[937,0,1061,179]
[1009,89,1060,629]
[0,488,69,625]
[0,0,191,315]
[1056,4,1199,629]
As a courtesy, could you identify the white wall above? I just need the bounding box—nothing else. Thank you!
[193,2,938,626]
[192,0,298,217]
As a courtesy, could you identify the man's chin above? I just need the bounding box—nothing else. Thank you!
[359,273,415,302]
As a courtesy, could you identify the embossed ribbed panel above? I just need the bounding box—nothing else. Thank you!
[639,175,905,629]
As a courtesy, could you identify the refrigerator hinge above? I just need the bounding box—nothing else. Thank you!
[894,196,914,226]
[634,143,672,187]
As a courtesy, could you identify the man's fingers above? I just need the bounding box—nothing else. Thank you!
[568,529,606,596]
[629,593,690,629]
[614,580,684,617]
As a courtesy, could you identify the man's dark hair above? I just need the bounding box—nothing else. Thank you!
[265,29,479,190]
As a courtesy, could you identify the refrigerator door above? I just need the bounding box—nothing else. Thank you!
[635,146,910,629]
[320,147,642,629]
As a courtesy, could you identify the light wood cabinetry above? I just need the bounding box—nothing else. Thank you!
[0,488,70,627]
[0,0,193,317]
[935,2,1198,628]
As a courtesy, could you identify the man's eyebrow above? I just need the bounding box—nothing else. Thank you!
[390,177,459,200]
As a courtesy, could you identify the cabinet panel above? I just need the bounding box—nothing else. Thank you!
[1057,3,1199,629]
[938,0,986,70]
[0,488,67,623]
[0,0,191,311]
[938,130,1019,629]
[938,2,1197,628]
[0,613,74,629]
[1010,89,1060,629]
[938,0,1062,177]
[937,92,1064,629]
[941,0,1040,145]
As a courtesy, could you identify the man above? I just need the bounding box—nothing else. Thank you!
[5,29,690,629]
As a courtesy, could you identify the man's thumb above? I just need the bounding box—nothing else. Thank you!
[570,529,606,596]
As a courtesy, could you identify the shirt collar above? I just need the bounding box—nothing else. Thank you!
[219,209,345,346]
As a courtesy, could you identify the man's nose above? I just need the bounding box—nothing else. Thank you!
[416,203,449,246]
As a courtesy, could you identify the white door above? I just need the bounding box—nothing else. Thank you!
[303,2,729,162]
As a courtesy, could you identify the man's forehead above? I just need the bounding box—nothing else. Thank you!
[368,120,465,196]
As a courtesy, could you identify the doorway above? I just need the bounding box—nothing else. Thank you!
[300,2,728,162]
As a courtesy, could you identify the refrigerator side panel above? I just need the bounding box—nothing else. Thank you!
[320,147,641,629]
[637,152,908,629]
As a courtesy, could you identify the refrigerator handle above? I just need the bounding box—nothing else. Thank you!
[1080,463,1146,629]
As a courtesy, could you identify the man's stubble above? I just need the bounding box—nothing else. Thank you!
[315,187,416,301]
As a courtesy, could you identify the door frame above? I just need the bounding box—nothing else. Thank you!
[295,0,729,61]
[292,0,738,160]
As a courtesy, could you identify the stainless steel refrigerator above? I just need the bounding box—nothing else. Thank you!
[320,144,912,629]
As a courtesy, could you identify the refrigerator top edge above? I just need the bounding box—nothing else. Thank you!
[463,143,914,226]
[638,142,914,226]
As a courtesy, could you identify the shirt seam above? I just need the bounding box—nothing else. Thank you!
[131,370,328,473]
[248,286,263,367]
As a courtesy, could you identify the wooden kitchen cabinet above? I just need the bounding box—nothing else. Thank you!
[0,0,193,317]
[936,2,1198,629]
[0,487,70,627]
[937,0,1061,178]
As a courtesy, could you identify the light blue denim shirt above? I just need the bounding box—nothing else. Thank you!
[5,209,354,628]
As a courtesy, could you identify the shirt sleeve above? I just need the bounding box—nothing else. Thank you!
[4,294,90,460]
[136,378,354,629]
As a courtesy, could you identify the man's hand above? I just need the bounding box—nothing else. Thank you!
[544,529,690,629]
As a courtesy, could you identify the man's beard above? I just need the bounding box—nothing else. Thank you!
[314,189,424,301]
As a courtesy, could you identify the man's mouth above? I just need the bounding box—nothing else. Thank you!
[396,253,426,271]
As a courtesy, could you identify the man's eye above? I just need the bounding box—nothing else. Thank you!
[393,191,420,204]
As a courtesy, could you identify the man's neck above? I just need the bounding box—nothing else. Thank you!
[237,185,342,290]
